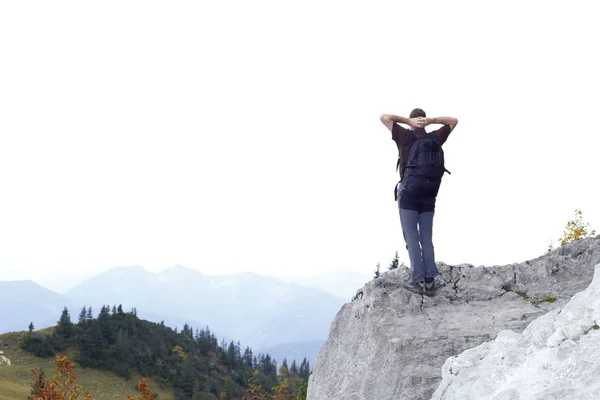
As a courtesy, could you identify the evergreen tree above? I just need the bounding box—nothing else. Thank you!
[97,305,113,345]
[178,356,198,396]
[117,304,124,314]
[86,306,93,321]
[56,307,73,338]
[112,305,117,314]
[374,262,381,278]
[182,323,195,338]
[279,358,289,377]
[299,358,310,380]
[78,306,87,325]
[191,379,202,400]
[235,341,242,364]
[79,320,105,368]
[296,380,308,400]
[388,251,400,270]
[227,341,236,369]
[27,367,46,400]
[28,322,34,332]
[243,346,253,367]
[265,355,277,379]
[289,360,299,378]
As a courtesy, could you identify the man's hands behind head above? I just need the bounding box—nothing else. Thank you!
[409,117,427,129]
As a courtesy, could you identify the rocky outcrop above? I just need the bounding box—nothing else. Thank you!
[307,236,600,400]
[432,264,600,399]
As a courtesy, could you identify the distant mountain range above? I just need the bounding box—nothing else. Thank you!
[0,266,370,366]
[282,269,371,300]
[0,280,76,333]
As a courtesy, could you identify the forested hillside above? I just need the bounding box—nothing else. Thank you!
[19,305,310,400]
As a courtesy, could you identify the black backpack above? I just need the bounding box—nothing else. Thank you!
[394,130,450,201]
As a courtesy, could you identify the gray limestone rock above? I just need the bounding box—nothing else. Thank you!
[307,236,600,400]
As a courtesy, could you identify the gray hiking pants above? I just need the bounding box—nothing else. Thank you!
[397,183,439,284]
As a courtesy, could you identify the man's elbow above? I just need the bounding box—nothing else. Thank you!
[449,118,458,130]
[380,114,395,131]
[380,114,392,124]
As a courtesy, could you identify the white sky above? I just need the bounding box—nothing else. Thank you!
[1,0,599,290]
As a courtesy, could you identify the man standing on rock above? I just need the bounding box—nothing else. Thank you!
[380,109,458,294]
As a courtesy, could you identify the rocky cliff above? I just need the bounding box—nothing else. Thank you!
[432,263,600,399]
[307,236,600,400]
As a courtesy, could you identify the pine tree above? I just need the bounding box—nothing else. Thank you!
[374,262,381,278]
[78,306,87,325]
[227,341,236,369]
[279,358,290,377]
[80,319,105,368]
[27,367,46,400]
[243,346,253,367]
[56,306,73,338]
[299,358,310,380]
[28,322,34,332]
[191,378,202,400]
[86,306,93,321]
[388,251,400,270]
[289,360,299,378]
[97,305,113,345]
[296,380,308,400]
[235,341,242,365]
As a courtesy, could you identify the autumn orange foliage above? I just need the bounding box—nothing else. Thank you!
[29,355,92,400]
[29,354,157,400]
[242,381,296,400]
[125,378,157,400]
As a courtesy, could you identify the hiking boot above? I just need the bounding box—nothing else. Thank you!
[425,277,435,291]
[401,281,426,295]
[424,277,436,296]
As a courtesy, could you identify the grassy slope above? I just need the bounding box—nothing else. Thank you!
[0,331,174,400]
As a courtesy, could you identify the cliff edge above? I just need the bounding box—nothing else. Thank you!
[307,237,600,400]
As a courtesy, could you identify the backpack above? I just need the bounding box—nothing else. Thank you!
[394,130,450,201]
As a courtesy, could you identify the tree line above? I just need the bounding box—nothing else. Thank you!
[22,305,310,400]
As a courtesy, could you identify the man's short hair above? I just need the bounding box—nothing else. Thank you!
[410,108,426,118]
